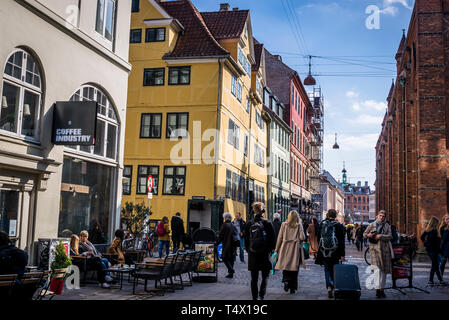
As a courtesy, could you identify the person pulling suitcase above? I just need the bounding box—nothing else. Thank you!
[314,209,346,298]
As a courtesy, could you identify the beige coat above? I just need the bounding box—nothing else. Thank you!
[364,222,395,274]
[307,223,319,254]
[275,221,306,271]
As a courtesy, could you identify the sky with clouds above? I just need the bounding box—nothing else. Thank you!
[194,0,414,189]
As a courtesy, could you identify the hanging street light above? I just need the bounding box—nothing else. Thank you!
[304,55,316,86]
[333,133,340,149]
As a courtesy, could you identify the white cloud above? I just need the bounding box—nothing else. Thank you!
[346,90,359,98]
[383,0,412,9]
[380,6,399,16]
[352,100,387,112]
[350,114,384,125]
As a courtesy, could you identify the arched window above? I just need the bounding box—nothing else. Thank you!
[68,85,119,161]
[1,49,43,140]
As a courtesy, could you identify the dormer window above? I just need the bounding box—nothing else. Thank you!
[146,28,166,42]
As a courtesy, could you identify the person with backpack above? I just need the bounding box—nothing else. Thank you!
[244,202,276,301]
[217,212,239,278]
[315,209,346,299]
[274,210,306,294]
[355,225,364,252]
[364,210,394,298]
[421,216,447,286]
[171,212,185,253]
[157,217,171,259]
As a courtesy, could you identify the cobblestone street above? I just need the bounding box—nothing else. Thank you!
[57,241,449,301]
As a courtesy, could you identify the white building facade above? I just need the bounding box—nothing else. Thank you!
[0,0,131,262]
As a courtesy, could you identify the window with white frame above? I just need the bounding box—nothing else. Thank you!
[68,85,119,161]
[1,49,42,141]
[95,0,116,42]
[238,47,251,75]
[256,79,263,99]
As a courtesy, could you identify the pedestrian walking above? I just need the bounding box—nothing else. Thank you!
[315,209,346,299]
[217,212,238,278]
[232,212,246,263]
[171,212,185,253]
[355,225,364,252]
[244,202,276,301]
[362,225,369,247]
[346,226,353,244]
[272,212,282,244]
[364,210,394,298]
[157,217,171,258]
[274,211,306,294]
[307,218,320,257]
[352,224,357,245]
[439,214,449,276]
[421,216,447,286]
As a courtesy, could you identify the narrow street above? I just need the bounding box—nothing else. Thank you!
[57,242,448,301]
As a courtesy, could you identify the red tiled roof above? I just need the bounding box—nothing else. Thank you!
[159,0,229,58]
[252,38,263,71]
[201,10,249,40]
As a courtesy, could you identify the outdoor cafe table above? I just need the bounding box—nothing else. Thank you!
[106,266,135,290]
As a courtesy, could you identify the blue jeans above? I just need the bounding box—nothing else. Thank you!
[158,240,170,258]
[324,261,336,289]
[101,258,110,276]
[428,252,443,282]
[234,238,245,262]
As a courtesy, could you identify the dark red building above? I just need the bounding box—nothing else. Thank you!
[376,0,449,244]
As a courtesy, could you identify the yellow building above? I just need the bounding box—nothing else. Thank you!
[123,0,268,233]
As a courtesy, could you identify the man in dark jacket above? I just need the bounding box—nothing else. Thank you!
[171,212,185,253]
[232,212,246,263]
[0,231,28,276]
[315,209,345,299]
[244,202,276,301]
[217,212,238,278]
[272,212,282,245]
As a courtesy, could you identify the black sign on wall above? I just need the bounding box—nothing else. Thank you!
[52,101,97,145]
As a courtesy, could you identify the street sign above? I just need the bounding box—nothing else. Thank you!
[147,175,153,193]
[147,193,153,199]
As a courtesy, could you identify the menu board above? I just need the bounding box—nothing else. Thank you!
[195,243,215,273]
[392,245,411,280]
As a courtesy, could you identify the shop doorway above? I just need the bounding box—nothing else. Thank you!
[187,200,224,234]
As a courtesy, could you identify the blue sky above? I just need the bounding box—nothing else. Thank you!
[195,0,414,188]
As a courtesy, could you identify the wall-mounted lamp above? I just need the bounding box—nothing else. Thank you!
[2,96,8,109]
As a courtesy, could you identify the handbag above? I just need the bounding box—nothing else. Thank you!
[302,243,310,260]
[369,224,385,244]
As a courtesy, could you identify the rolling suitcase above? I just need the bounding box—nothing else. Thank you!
[333,263,361,300]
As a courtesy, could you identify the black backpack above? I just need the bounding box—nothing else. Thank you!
[249,220,267,253]
[319,220,338,258]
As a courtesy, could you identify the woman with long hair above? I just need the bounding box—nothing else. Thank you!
[274,210,306,294]
[70,234,80,256]
[421,217,447,286]
[438,214,449,276]
[307,218,320,257]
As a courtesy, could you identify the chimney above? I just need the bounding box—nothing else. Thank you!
[365,181,368,187]
[220,3,230,11]
[274,55,282,62]
[232,7,239,11]
[357,181,361,187]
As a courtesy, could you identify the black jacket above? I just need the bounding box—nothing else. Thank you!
[316,219,346,264]
[272,219,282,243]
[421,230,441,254]
[244,214,275,271]
[441,229,449,258]
[171,216,185,240]
[0,245,28,276]
[216,221,238,260]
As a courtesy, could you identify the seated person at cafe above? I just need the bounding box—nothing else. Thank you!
[109,229,134,266]
[0,231,27,276]
[75,231,113,288]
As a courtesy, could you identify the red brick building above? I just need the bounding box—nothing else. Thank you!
[375,0,449,243]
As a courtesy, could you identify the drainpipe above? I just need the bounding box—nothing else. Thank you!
[213,59,223,201]
[400,75,407,233]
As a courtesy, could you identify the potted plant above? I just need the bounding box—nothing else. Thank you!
[49,240,72,295]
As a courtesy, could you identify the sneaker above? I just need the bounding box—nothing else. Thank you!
[104,275,114,283]
[438,280,447,286]
[290,289,296,294]
[225,274,234,279]
[257,296,264,300]
[101,282,110,289]
[327,288,333,299]
[427,280,434,287]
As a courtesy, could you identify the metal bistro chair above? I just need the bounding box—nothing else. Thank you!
[177,251,195,287]
[15,271,46,300]
[36,269,65,300]
[132,253,176,296]
[0,274,18,299]
[171,252,187,290]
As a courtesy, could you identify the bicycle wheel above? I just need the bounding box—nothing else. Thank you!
[365,248,371,265]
